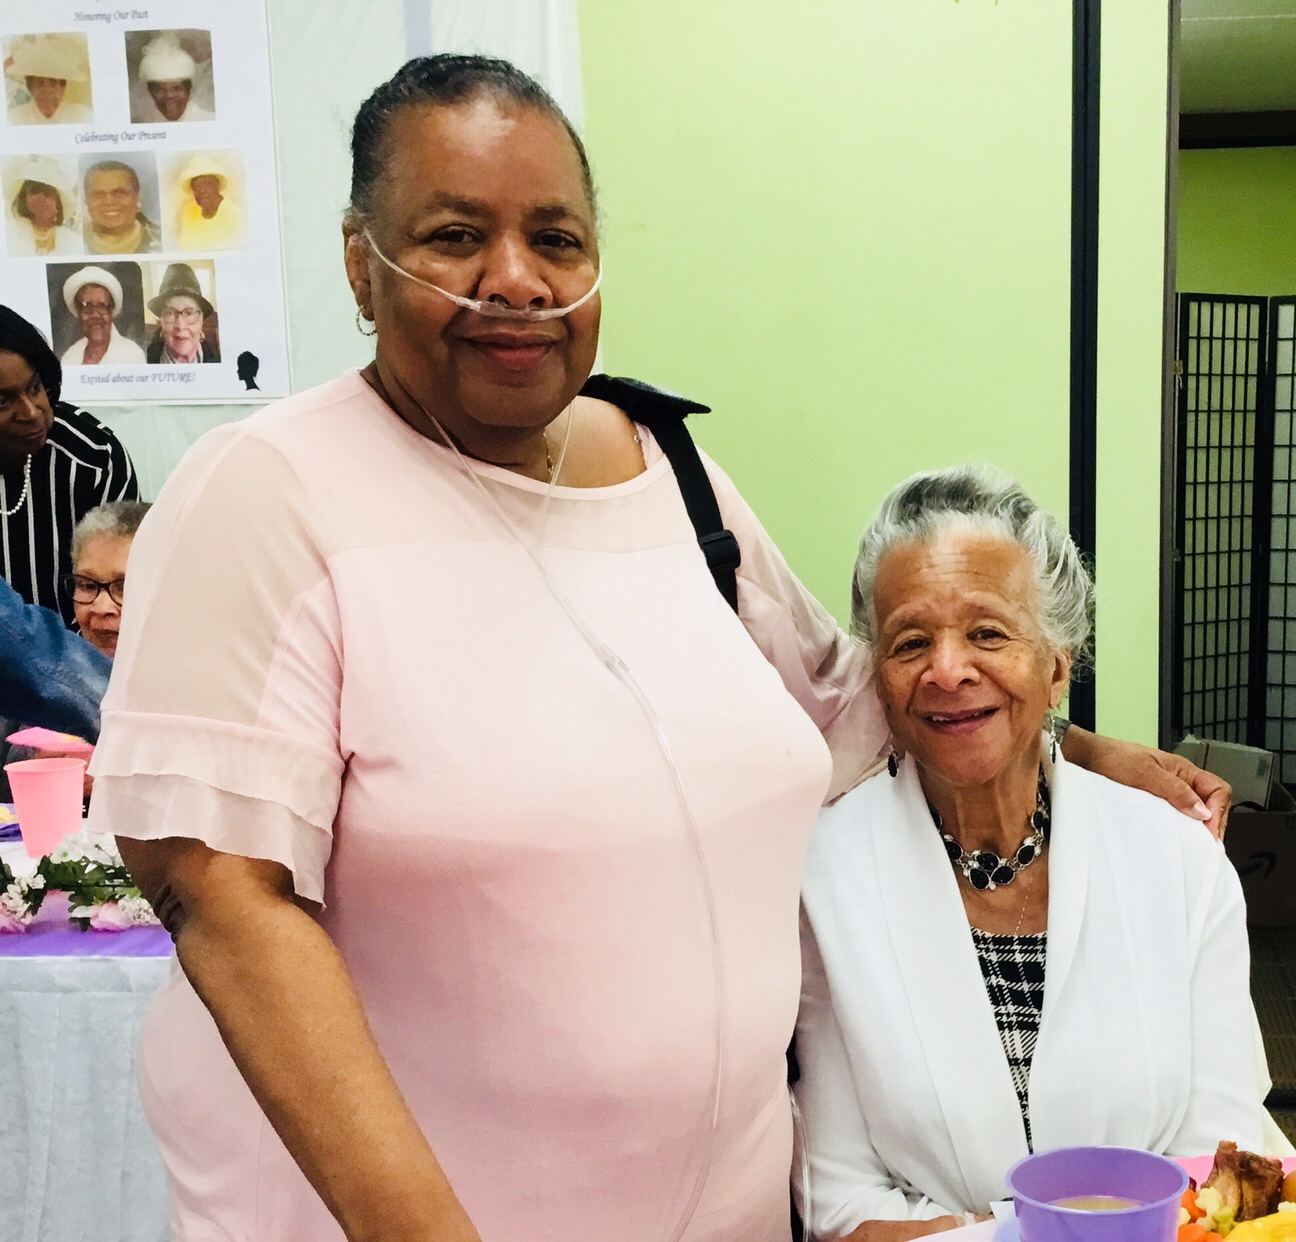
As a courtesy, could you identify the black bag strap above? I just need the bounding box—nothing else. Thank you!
[580,374,742,612]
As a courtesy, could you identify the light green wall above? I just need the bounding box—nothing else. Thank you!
[581,2,1171,743]
[1093,5,1172,744]
[102,2,1173,743]
[579,1,1072,625]
[1177,147,1296,295]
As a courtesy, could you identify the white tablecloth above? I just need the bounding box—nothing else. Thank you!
[0,932,172,1241]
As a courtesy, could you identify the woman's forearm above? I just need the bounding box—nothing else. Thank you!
[839,1216,962,1242]
[156,847,478,1242]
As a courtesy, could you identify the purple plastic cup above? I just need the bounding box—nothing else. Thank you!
[1006,1147,1188,1242]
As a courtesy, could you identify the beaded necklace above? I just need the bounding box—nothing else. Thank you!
[930,768,1051,891]
[0,454,32,517]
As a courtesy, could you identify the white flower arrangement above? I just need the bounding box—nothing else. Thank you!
[0,832,160,933]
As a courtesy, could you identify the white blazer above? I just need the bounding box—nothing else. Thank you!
[794,751,1268,1239]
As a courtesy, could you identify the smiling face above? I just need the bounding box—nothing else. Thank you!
[75,283,116,347]
[26,75,67,118]
[345,98,601,438]
[159,295,203,360]
[873,528,1071,793]
[72,533,132,656]
[189,174,222,216]
[147,78,191,121]
[0,350,55,469]
[85,168,140,234]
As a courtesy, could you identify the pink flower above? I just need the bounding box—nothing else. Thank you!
[0,907,29,933]
[88,902,133,931]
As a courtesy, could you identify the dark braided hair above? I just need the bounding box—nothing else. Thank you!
[0,305,62,405]
[348,54,597,225]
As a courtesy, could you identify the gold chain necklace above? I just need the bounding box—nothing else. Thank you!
[1011,862,1037,936]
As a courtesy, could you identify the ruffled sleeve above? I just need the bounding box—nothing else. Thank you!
[88,426,343,904]
[703,452,886,800]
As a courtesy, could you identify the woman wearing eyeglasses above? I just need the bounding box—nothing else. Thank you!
[146,263,220,364]
[0,500,149,798]
[64,500,151,657]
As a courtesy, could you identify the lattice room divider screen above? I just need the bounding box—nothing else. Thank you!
[1174,294,1296,786]
[1266,299,1296,783]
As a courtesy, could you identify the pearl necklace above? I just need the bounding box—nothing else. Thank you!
[0,455,32,518]
[931,769,1051,891]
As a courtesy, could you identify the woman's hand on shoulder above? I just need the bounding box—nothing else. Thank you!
[1060,726,1231,839]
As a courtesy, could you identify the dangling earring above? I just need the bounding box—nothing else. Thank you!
[887,746,902,778]
[1046,712,1058,764]
[356,308,376,337]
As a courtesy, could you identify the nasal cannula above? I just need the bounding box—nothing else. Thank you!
[364,229,604,321]
[370,238,815,1241]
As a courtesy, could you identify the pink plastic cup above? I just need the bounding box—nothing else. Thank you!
[5,757,86,858]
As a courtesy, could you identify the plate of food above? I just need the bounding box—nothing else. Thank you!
[1177,1143,1296,1242]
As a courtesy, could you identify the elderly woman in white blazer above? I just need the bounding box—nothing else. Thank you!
[793,464,1270,1242]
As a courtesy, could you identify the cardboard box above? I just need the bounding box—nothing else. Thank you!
[1224,782,1296,927]
[1174,735,1275,811]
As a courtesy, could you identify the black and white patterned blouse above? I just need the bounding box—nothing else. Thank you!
[972,928,1047,1149]
[0,403,137,626]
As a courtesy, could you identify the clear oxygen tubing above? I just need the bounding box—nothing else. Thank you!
[790,1084,815,1241]
[395,380,726,1242]
[363,229,603,321]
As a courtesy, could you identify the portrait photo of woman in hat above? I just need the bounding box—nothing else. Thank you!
[46,262,148,366]
[126,30,216,125]
[3,154,83,257]
[164,152,248,252]
[144,261,220,364]
[3,32,93,126]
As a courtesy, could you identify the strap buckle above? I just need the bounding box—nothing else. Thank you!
[699,529,741,573]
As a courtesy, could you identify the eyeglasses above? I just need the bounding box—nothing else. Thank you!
[76,300,114,317]
[159,307,203,325]
[62,575,125,606]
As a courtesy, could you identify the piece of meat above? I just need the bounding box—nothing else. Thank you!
[1204,1141,1285,1221]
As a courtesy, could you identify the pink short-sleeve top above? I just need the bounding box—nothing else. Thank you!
[91,372,883,1242]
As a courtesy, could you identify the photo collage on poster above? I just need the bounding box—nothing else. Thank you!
[0,2,287,400]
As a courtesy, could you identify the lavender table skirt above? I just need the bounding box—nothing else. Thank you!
[0,900,172,959]
[0,893,172,1241]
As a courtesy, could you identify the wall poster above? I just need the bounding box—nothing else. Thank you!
[0,0,288,401]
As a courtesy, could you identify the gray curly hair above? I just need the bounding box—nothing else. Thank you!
[72,500,151,565]
[850,463,1094,669]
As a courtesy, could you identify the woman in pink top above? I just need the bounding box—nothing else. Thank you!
[92,55,1227,1242]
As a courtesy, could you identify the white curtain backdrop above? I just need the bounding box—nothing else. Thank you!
[407,0,585,129]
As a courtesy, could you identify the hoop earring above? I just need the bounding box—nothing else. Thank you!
[355,308,376,337]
